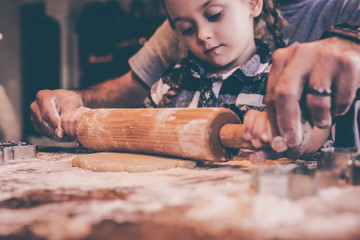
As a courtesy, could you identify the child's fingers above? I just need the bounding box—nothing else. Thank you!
[244,110,270,148]
[250,112,267,148]
[243,109,258,140]
[260,114,272,143]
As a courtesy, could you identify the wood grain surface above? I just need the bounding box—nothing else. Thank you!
[2,151,360,240]
[76,108,242,162]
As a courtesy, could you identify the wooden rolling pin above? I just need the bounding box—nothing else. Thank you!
[76,108,262,162]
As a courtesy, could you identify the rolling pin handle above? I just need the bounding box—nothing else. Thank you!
[219,124,269,149]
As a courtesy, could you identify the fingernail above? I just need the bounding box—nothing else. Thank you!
[243,132,251,140]
[271,136,287,152]
[252,139,262,148]
[261,132,269,142]
[55,127,64,139]
[284,133,302,148]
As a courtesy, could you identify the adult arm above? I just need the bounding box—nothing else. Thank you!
[31,20,186,141]
[30,71,148,141]
[128,20,187,86]
[0,85,21,141]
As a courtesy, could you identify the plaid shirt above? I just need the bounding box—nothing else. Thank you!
[144,39,272,122]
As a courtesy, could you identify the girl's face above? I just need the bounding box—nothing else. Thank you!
[165,0,262,71]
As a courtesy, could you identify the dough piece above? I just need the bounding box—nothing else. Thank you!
[72,152,197,172]
[201,150,293,170]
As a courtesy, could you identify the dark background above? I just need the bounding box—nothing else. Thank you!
[19,0,165,140]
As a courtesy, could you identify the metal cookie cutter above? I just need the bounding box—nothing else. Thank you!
[350,153,360,185]
[250,164,316,200]
[319,147,360,186]
[0,141,36,166]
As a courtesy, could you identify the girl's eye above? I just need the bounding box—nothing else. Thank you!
[207,11,222,22]
[182,26,194,36]
[175,22,195,36]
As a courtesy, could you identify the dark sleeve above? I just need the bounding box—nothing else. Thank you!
[334,89,360,148]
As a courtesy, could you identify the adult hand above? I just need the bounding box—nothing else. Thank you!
[30,89,83,141]
[266,37,360,152]
[60,107,91,138]
[243,109,325,160]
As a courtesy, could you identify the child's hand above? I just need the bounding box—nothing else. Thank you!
[243,110,272,148]
[243,109,330,163]
[243,110,284,164]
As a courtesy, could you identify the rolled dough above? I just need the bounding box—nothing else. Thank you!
[72,152,197,172]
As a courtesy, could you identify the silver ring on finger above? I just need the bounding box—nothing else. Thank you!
[306,86,332,97]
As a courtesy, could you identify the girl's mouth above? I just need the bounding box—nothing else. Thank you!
[205,45,224,55]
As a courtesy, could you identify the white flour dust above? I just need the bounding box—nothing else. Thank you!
[0,152,360,239]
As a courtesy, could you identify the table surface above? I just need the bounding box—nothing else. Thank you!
[0,149,360,240]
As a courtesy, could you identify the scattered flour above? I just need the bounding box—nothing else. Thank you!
[0,152,360,239]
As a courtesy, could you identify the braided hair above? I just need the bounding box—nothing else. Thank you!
[158,0,286,107]
[255,0,286,51]
[157,68,188,108]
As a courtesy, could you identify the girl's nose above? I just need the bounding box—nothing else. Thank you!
[197,24,212,42]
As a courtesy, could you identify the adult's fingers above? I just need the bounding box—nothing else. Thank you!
[35,90,62,131]
[270,44,314,147]
[40,93,64,138]
[30,103,61,141]
[30,101,44,129]
[332,51,360,116]
[266,48,291,152]
[306,47,333,128]
[266,48,289,133]
[30,99,60,140]
[61,111,77,139]
[61,107,91,138]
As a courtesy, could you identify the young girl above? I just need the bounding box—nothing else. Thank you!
[144,0,284,117]
[143,0,330,157]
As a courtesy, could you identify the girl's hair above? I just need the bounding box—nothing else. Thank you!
[255,0,286,50]
[158,0,286,107]
[157,70,187,108]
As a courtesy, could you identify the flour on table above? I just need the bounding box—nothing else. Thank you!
[72,152,197,172]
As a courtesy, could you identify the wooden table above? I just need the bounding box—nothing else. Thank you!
[0,149,359,240]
